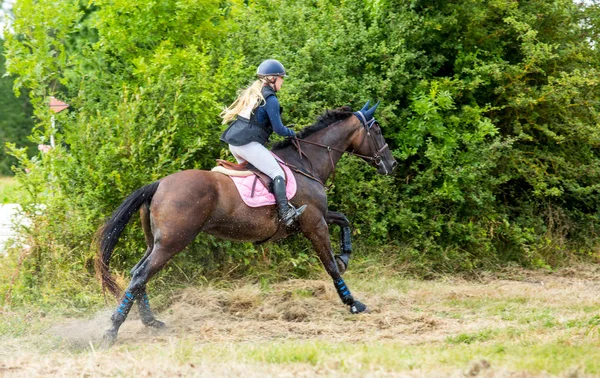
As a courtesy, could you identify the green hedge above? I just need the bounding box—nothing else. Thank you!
[0,39,34,176]
[2,0,599,306]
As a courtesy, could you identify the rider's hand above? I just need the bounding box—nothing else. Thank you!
[285,127,296,138]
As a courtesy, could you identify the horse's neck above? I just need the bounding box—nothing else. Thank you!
[294,120,359,183]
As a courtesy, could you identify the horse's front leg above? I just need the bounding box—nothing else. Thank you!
[302,216,367,314]
[325,210,352,275]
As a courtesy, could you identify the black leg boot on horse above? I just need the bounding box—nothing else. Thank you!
[272,175,306,227]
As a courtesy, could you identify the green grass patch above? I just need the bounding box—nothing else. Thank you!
[167,339,600,375]
[445,296,530,312]
[0,176,23,203]
[447,329,498,344]
[446,327,525,345]
[565,314,600,330]
[0,309,52,338]
[6,335,599,376]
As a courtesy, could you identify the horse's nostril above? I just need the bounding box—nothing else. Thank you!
[391,161,398,170]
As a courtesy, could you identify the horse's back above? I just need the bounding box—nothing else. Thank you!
[152,169,236,208]
[150,169,281,243]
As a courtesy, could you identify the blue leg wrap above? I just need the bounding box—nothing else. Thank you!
[334,278,354,305]
[117,291,134,315]
[139,292,150,309]
[111,290,135,324]
[136,292,164,328]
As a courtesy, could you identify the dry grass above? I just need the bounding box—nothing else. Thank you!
[1,265,600,377]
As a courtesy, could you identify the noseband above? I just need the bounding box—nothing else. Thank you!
[285,111,391,188]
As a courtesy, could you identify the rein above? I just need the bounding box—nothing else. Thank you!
[284,112,390,189]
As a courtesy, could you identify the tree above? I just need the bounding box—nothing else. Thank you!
[0,38,34,175]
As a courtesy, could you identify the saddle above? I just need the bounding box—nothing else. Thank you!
[212,157,295,204]
[213,159,277,197]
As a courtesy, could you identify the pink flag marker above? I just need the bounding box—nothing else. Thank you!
[49,96,69,113]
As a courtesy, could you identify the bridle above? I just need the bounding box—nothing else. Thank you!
[281,111,390,189]
[351,111,390,167]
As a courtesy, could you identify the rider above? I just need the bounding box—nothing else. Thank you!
[220,59,306,226]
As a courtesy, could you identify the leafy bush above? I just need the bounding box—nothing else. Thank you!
[0,39,34,176]
[2,0,600,306]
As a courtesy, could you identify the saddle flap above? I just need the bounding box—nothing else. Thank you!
[216,161,298,208]
[214,158,288,192]
[216,159,249,171]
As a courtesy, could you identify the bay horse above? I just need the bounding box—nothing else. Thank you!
[96,102,397,344]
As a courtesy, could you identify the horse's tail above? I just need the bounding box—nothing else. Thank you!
[94,181,161,299]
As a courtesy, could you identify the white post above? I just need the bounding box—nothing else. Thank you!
[49,97,69,147]
[50,115,56,148]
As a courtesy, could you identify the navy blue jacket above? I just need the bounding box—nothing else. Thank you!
[220,86,295,146]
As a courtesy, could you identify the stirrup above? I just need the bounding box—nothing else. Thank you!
[282,204,307,227]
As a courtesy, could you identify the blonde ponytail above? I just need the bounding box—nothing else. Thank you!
[221,77,277,124]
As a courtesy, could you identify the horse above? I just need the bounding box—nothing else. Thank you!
[96,101,397,344]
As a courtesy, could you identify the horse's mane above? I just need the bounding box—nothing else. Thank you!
[272,106,354,150]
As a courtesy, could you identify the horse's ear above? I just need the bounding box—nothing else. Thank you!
[364,101,380,120]
[360,100,371,113]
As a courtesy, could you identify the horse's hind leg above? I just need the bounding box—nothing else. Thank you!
[102,171,218,345]
[104,240,188,344]
[130,203,153,275]
[136,290,164,328]
[131,204,163,328]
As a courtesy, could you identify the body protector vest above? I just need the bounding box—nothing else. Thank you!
[220,86,278,146]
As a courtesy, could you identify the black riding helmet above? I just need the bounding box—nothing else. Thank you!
[257,59,287,77]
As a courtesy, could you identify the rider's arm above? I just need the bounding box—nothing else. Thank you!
[265,96,295,137]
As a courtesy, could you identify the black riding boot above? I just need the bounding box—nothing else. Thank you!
[272,176,306,226]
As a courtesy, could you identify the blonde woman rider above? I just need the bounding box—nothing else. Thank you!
[220,59,306,226]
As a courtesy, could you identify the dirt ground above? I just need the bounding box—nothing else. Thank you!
[1,265,600,377]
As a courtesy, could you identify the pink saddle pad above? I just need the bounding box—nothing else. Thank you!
[228,162,297,208]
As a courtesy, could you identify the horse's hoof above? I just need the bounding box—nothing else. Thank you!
[350,301,368,314]
[335,255,348,275]
[144,319,166,329]
[102,330,118,348]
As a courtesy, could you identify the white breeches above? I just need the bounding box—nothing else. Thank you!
[229,142,285,179]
